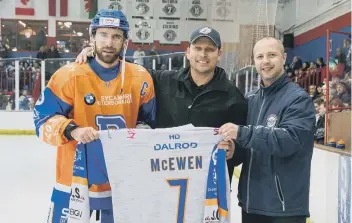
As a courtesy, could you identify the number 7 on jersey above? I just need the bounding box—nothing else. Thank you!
[167,179,189,223]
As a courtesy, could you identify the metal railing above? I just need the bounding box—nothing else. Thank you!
[0,53,189,111]
[324,29,351,145]
[231,65,261,95]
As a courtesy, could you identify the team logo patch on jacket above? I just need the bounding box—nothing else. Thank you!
[266,114,277,128]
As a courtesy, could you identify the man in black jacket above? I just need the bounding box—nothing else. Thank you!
[76,26,248,184]
[151,27,248,182]
[219,37,315,223]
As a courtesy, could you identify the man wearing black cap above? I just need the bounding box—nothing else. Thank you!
[76,26,247,184]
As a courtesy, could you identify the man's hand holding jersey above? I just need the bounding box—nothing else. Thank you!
[218,140,235,160]
[71,127,99,144]
[219,123,239,141]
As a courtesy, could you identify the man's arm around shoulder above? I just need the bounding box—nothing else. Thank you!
[147,69,178,86]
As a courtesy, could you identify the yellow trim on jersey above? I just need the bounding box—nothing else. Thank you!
[72,176,88,185]
[205,198,218,206]
[219,207,229,217]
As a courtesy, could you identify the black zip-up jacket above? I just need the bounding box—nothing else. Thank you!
[149,66,248,181]
[150,66,247,128]
[235,74,315,217]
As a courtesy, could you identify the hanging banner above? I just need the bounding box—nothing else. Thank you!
[131,19,155,43]
[82,0,98,19]
[187,0,207,20]
[211,0,235,21]
[48,0,56,16]
[98,0,127,13]
[131,0,154,18]
[159,0,180,19]
[15,0,35,16]
[158,20,182,44]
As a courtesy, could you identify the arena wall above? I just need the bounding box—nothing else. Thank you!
[276,0,351,63]
[0,112,350,223]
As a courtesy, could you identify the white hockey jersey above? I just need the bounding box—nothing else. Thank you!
[68,127,231,223]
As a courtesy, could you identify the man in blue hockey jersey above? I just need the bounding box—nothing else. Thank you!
[33,9,156,223]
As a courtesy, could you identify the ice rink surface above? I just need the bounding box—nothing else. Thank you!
[0,136,242,223]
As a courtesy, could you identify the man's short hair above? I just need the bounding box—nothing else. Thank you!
[255,36,285,54]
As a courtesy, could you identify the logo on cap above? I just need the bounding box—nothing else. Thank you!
[99,17,120,27]
[199,27,212,34]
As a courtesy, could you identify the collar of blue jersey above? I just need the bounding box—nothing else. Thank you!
[88,57,121,73]
[174,66,229,92]
[260,73,290,95]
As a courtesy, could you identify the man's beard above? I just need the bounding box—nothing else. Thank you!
[95,45,121,64]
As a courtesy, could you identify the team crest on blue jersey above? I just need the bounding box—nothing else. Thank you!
[84,93,96,105]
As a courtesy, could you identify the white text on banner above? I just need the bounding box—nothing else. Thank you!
[187,0,208,20]
[131,0,155,18]
[157,20,183,44]
[131,19,155,43]
[211,0,235,21]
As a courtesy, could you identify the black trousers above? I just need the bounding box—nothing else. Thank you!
[242,210,307,223]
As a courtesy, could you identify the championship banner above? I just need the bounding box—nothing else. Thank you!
[131,0,154,18]
[98,0,127,13]
[159,0,180,19]
[131,19,155,43]
[211,0,235,21]
[187,0,207,20]
[158,20,182,44]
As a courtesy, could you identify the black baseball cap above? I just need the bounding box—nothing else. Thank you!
[189,26,221,49]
